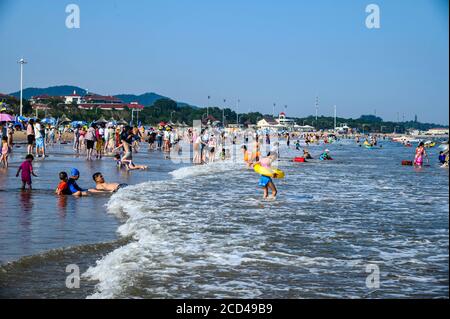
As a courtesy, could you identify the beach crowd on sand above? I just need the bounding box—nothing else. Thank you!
[0,117,449,199]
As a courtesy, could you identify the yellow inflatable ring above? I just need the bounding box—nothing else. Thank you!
[253,163,285,179]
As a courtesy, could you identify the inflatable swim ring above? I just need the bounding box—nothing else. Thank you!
[253,163,285,179]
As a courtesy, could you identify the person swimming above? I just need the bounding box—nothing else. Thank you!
[114,154,148,170]
[90,172,128,193]
[319,149,332,160]
[303,149,312,159]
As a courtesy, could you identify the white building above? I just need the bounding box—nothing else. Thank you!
[257,112,297,131]
[64,90,84,104]
[425,128,449,136]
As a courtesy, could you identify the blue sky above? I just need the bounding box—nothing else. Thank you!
[0,0,448,123]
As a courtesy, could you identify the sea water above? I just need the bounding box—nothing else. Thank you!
[80,140,449,298]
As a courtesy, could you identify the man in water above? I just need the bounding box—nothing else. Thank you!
[90,172,127,193]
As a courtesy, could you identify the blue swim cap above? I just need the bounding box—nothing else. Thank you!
[70,168,80,177]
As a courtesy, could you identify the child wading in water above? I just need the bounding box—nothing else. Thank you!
[256,153,278,200]
[16,154,37,190]
[1,136,11,168]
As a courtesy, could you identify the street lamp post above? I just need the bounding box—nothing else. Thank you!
[18,58,27,117]
[236,99,240,125]
[170,110,176,123]
[272,103,276,118]
[223,99,226,126]
[333,105,337,131]
[207,95,210,117]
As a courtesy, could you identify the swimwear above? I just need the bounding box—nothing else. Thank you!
[114,183,128,192]
[68,179,85,194]
[414,147,424,166]
[258,175,272,187]
[36,137,44,148]
[27,135,35,145]
[86,140,95,150]
[56,181,72,195]
[19,161,33,185]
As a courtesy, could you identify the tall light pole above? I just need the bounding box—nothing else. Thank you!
[315,96,319,121]
[236,99,240,125]
[333,105,337,130]
[18,58,27,116]
[170,110,176,123]
[223,99,226,126]
[207,95,210,117]
[272,103,276,118]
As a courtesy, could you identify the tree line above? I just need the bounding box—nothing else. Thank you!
[1,96,447,133]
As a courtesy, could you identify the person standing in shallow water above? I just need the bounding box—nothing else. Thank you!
[1,136,11,168]
[85,124,96,161]
[16,154,37,190]
[414,142,428,167]
[26,119,35,155]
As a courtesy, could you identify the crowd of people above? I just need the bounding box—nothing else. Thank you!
[1,118,448,198]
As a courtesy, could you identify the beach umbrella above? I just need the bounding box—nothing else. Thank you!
[95,117,108,124]
[159,121,166,127]
[0,113,15,122]
[58,114,71,124]
[41,117,57,125]
[116,119,128,125]
[71,120,86,127]
[16,115,28,122]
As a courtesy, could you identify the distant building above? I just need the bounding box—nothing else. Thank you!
[201,114,219,126]
[257,117,279,129]
[75,93,144,110]
[30,94,63,105]
[64,91,84,104]
[277,112,296,128]
[32,103,51,111]
[83,93,122,104]
[257,113,297,131]
[425,128,449,136]
[335,123,351,134]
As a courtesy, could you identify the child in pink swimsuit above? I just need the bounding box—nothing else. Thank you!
[1,136,10,168]
[16,154,37,190]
